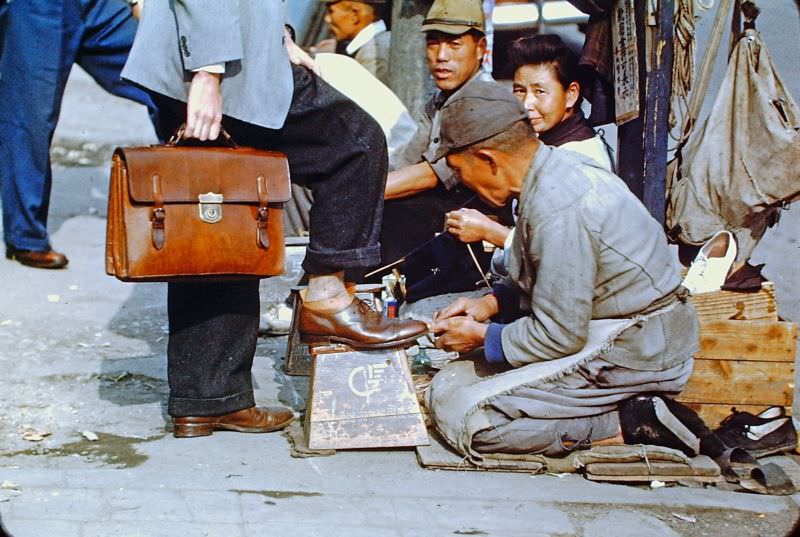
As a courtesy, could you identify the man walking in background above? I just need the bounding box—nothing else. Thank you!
[0,0,156,269]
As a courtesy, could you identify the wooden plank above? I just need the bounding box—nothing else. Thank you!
[586,456,720,480]
[586,473,720,484]
[611,0,640,125]
[308,414,427,450]
[689,282,778,323]
[678,358,794,406]
[676,403,792,429]
[305,348,428,450]
[697,320,797,362]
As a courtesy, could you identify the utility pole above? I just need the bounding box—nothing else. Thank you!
[389,0,435,118]
[616,0,675,225]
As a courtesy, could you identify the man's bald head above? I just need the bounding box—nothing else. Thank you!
[324,1,384,42]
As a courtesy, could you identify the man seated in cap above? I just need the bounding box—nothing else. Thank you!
[317,0,392,85]
[379,0,511,266]
[428,89,699,457]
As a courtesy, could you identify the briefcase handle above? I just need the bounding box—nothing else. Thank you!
[167,124,238,148]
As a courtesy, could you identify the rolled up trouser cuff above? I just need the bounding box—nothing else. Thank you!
[168,389,256,418]
[301,244,382,275]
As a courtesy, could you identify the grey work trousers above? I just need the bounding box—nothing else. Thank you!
[472,356,694,457]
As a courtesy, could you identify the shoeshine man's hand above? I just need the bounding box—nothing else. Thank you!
[446,208,510,247]
[445,208,491,244]
[185,71,222,141]
[433,294,499,323]
[433,316,487,353]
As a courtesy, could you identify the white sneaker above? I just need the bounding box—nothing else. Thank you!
[682,230,737,294]
[260,302,294,336]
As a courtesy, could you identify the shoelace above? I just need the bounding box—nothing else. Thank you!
[353,297,383,321]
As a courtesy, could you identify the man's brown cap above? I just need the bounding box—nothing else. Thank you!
[422,0,486,35]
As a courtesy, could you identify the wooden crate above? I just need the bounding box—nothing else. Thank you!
[305,347,429,450]
[687,282,777,323]
[677,320,797,427]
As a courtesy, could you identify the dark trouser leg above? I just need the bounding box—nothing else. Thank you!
[225,65,387,276]
[149,96,260,418]
[167,281,259,417]
[380,184,514,266]
[380,183,476,265]
[154,67,387,416]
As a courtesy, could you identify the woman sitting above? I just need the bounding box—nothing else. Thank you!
[445,34,613,256]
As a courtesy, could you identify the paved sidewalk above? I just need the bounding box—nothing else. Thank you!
[1,67,799,537]
[0,212,798,537]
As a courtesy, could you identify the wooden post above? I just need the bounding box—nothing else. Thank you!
[389,0,436,118]
[616,0,675,225]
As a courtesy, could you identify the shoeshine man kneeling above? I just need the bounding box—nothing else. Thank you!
[429,90,700,456]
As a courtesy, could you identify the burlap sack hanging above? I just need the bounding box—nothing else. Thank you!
[667,29,800,261]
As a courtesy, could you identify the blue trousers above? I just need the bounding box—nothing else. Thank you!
[0,0,155,251]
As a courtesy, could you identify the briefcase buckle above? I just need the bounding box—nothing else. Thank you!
[198,192,224,223]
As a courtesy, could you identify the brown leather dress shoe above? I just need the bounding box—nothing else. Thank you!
[6,246,68,269]
[172,405,294,438]
[299,297,428,350]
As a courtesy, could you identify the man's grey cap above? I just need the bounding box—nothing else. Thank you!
[435,81,528,161]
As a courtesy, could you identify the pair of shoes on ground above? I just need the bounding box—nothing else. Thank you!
[5,245,68,269]
[714,406,797,458]
[682,230,737,294]
[173,293,430,439]
[619,394,796,494]
[178,297,428,438]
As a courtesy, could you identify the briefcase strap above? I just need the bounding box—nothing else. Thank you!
[146,172,273,251]
[257,175,270,249]
[150,174,166,250]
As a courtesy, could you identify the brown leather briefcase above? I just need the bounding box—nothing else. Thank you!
[105,141,291,281]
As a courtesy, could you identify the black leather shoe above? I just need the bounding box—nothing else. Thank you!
[714,406,797,458]
[299,297,428,350]
[6,245,68,269]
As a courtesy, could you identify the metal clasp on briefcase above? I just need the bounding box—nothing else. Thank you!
[198,192,223,223]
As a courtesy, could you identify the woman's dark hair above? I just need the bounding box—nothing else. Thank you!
[508,34,583,100]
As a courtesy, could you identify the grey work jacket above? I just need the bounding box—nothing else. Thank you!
[501,145,699,371]
[390,74,499,188]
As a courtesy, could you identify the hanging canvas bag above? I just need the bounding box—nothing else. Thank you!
[667,29,800,260]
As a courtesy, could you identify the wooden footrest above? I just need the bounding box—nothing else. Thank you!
[305,348,429,450]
